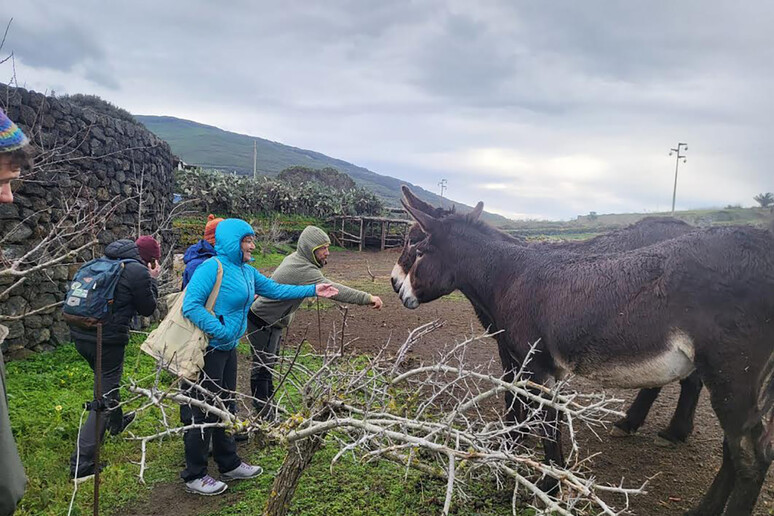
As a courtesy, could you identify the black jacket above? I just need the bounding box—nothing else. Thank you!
[69,239,158,346]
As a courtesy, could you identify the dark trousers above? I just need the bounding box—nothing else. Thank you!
[246,318,283,411]
[181,347,241,482]
[70,339,125,476]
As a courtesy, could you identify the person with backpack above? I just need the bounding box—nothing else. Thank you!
[180,218,338,496]
[67,236,161,482]
[181,214,222,289]
[0,108,33,515]
[247,225,382,421]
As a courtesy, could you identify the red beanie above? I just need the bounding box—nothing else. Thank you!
[203,214,223,245]
[135,235,161,264]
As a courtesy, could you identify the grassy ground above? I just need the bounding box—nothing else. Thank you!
[7,332,182,516]
[7,333,523,516]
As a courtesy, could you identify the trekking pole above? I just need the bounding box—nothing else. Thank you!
[93,322,102,516]
[316,297,322,350]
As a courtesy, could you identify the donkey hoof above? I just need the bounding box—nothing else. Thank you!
[654,435,677,447]
[537,476,559,495]
[655,429,686,447]
[610,426,632,438]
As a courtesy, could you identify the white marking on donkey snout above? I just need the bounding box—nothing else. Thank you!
[391,263,406,290]
[399,273,419,309]
[574,329,696,389]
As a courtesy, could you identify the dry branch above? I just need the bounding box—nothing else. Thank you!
[123,324,643,516]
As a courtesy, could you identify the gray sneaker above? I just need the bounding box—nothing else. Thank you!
[185,475,227,496]
[222,462,263,480]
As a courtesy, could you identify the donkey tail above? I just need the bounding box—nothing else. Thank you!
[756,355,774,461]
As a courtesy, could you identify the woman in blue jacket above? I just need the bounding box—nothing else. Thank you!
[181,218,337,496]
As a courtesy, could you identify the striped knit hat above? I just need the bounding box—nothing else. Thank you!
[0,109,29,153]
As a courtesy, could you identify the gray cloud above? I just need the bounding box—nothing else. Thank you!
[3,1,773,219]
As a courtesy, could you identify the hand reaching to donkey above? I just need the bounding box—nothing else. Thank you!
[315,283,339,298]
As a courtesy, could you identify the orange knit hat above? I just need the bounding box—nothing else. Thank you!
[203,214,223,245]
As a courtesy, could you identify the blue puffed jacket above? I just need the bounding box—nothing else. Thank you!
[183,219,315,350]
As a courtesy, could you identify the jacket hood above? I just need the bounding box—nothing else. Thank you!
[215,219,255,265]
[184,240,216,264]
[105,239,142,261]
[297,226,330,268]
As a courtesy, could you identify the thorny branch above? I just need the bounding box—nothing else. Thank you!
[124,322,644,515]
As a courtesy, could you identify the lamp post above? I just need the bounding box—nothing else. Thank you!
[669,142,688,215]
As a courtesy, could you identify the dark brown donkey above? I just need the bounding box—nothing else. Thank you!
[398,196,774,516]
[392,187,700,444]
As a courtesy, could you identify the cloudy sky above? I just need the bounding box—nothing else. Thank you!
[3,1,773,220]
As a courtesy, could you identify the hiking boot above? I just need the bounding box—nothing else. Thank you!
[221,462,263,480]
[185,475,227,496]
[70,463,105,485]
[109,412,136,436]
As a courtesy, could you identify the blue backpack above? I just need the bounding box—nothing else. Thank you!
[62,257,134,328]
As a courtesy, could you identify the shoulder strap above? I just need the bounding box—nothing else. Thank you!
[205,258,223,312]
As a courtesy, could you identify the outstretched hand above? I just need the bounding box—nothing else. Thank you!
[315,283,339,298]
[370,296,383,309]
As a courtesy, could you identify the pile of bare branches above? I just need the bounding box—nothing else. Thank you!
[125,321,645,516]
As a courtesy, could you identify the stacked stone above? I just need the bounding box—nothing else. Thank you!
[0,84,176,356]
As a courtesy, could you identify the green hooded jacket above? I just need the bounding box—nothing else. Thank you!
[0,324,26,515]
[250,226,373,328]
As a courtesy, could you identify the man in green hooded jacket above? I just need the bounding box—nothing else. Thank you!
[247,226,382,418]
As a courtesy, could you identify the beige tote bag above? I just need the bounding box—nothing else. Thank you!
[140,259,223,380]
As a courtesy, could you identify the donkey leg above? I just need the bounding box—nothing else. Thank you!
[721,424,770,516]
[688,355,769,516]
[497,342,526,443]
[537,405,565,494]
[612,387,661,437]
[659,371,703,444]
[684,437,735,516]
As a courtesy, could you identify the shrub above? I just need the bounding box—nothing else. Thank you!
[58,93,137,123]
[175,168,383,219]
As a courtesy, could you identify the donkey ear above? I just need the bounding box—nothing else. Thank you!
[402,198,439,234]
[401,185,437,215]
[469,201,484,221]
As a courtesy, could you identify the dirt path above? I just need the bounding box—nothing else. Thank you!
[287,249,774,516]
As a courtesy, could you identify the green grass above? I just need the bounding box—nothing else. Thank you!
[8,334,527,516]
[7,333,183,516]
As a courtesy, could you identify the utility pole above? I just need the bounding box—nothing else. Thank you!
[669,142,688,215]
[253,140,258,180]
[438,178,447,198]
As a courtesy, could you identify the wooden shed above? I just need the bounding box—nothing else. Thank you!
[330,215,412,251]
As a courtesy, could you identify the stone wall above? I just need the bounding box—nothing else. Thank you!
[0,84,176,356]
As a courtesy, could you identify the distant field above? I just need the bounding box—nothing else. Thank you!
[500,206,772,239]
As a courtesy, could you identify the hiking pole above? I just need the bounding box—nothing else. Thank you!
[93,322,102,516]
[316,296,322,350]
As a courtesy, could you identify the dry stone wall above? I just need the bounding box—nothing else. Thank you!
[0,84,176,356]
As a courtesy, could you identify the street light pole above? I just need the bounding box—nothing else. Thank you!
[669,142,688,215]
[253,140,258,180]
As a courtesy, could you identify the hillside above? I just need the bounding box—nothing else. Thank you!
[136,115,509,224]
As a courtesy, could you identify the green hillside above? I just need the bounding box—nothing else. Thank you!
[136,115,509,224]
